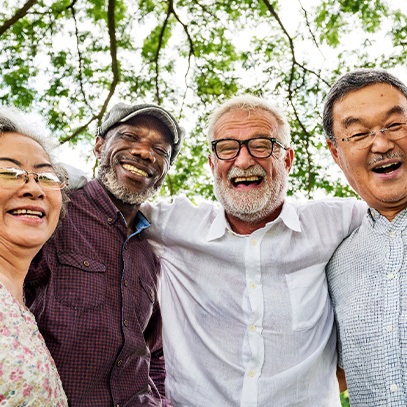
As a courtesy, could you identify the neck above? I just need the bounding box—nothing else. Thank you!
[377,207,406,222]
[0,248,34,306]
[226,204,283,235]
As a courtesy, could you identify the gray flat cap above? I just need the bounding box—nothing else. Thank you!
[96,102,184,165]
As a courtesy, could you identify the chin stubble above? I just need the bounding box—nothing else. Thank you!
[97,152,158,205]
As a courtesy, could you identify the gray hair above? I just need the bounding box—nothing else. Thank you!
[0,106,68,215]
[0,106,60,158]
[323,69,407,141]
[207,94,291,146]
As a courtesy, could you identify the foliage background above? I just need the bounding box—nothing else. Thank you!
[1,0,406,204]
[2,1,405,404]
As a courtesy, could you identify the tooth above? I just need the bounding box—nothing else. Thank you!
[123,164,148,177]
[234,176,260,182]
[11,209,43,217]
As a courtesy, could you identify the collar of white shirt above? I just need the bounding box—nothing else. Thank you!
[206,200,302,242]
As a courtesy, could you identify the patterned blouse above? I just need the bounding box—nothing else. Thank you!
[0,282,68,406]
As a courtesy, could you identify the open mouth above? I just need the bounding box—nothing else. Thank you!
[122,163,148,177]
[232,175,263,187]
[372,162,401,174]
[9,209,44,218]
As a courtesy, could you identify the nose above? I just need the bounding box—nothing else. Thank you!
[19,174,45,199]
[129,144,156,163]
[232,144,256,169]
[370,130,395,154]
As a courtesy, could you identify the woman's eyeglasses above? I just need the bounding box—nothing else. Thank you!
[0,167,67,190]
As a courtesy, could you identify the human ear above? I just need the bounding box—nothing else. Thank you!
[284,147,295,173]
[94,136,105,159]
[327,138,341,167]
[208,154,215,174]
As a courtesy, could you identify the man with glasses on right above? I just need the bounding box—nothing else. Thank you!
[325,69,407,406]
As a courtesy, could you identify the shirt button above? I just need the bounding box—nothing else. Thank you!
[387,325,393,332]
[250,239,257,246]
[124,320,129,327]
[248,370,256,377]
[249,282,256,289]
[123,280,129,287]
[249,325,256,332]
[388,231,396,238]
[83,260,90,267]
[117,360,123,367]
[387,272,395,280]
[390,383,398,392]
[107,217,113,224]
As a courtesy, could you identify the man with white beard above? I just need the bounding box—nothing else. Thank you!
[141,95,367,406]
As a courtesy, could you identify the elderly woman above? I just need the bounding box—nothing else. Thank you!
[0,107,68,405]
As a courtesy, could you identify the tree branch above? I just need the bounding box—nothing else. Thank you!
[69,2,92,108]
[152,1,173,104]
[102,0,120,112]
[169,2,196,116]
[61,0,119,143]
[0,0,38,36]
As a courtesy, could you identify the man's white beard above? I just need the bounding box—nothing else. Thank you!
[97,152,158,205]
[213,161,288,224]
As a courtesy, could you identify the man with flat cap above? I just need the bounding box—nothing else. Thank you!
[25,103,184,407]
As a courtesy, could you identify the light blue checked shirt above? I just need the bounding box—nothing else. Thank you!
[328,208,407,407]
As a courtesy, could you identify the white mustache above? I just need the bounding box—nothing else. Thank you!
[227,165,267,181]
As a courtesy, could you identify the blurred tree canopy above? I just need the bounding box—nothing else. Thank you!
[1,0,406,201]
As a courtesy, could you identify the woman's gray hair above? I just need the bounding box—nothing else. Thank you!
[0,106,60,158]
[207,94,291,146]
[0,106,69,216]
[323,69,407,142]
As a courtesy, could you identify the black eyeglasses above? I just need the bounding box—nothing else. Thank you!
[211,137,287,160]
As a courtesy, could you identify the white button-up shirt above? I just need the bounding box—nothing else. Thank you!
[142,197,366,406]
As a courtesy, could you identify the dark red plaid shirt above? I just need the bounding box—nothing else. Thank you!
[26,180,168,407]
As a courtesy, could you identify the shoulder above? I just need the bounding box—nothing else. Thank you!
[294,197,365,213]
[283,198,366,244]
[142,196,218,224]
[292,197,367,224]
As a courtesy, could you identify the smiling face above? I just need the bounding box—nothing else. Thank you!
[208,108,294,231]
[327,83,407,220]
[0,133,62,251]
[94,115,172,205]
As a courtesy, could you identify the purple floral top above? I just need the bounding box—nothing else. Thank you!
[0,283,67,406]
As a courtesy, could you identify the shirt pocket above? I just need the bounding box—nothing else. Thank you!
[285,263,329,331]
[55,251,106,311]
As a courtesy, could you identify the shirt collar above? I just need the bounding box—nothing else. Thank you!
[133,211,151,234]
[368,207,407,230]
[206,200,301,241]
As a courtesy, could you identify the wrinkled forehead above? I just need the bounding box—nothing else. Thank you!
[333,83,407,128]
[214,108,279,137]
[0,132,52,168]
